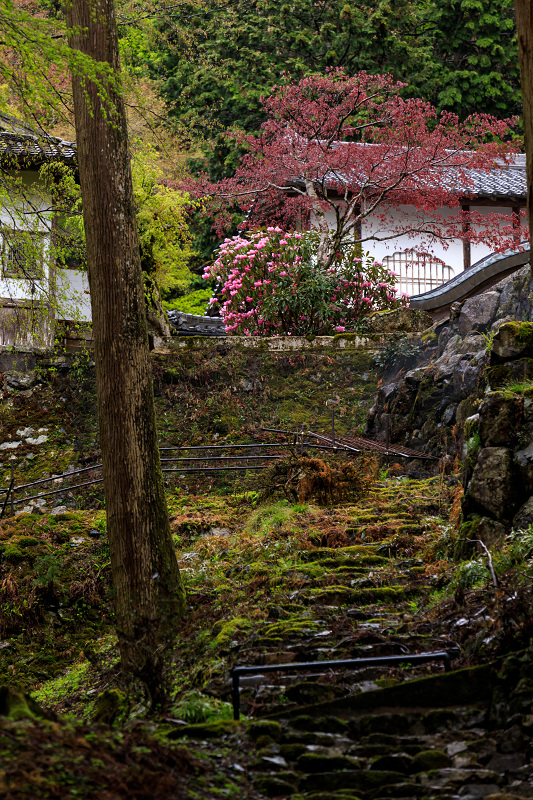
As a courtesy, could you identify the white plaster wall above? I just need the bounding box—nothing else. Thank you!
[316,202,518,294]
[55,269,92,322]
[0,170,51,303]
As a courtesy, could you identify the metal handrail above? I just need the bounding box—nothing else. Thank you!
[230,651,453,719]
[1,438,325,513]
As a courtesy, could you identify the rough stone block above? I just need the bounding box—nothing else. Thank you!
[466,447,517,522]
[457,292,500,337]
[479,392,523,447]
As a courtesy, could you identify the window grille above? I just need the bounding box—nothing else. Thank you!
[382,250,453,296]
[1,230,43,280]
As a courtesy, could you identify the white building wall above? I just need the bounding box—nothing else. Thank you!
[55,269,92,322]
[317,203,517,295]
[0,170,91,325]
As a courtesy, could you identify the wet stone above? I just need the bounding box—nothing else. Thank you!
[370,752,412,773]
[410,749,453,772]
[290,715,348,734]
[374,783,427,798]
[252,775,299,796]
[300,770,407,793]
[283,731,338,746]
[351,712,416,737]
[286,683,348,705]
[297,752,362,773]
[457,785,501,798]
[486,753,525,772]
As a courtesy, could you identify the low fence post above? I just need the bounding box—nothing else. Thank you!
[10,459,14,517]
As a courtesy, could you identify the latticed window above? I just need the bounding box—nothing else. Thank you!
[1,230,43,280]
[382,249,453,296]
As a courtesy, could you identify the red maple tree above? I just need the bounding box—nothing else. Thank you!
[178,70,523,270]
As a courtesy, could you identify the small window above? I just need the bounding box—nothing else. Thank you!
[1,230,43,280]
[382,249,453,296]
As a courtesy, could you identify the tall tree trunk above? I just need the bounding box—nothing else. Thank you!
[515,0,533,269]
[66,0,186,705]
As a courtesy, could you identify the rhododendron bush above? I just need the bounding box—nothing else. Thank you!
[203,229,405,335]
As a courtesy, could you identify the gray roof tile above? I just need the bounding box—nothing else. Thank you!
[0,113,76,167]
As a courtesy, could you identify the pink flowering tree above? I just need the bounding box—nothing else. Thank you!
[204,228,406,335]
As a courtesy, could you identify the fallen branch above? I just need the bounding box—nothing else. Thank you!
[466,539,499,588]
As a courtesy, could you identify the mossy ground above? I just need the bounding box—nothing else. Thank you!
[1,350,533,797]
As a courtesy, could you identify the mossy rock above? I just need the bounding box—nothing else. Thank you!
[280,743,308,761]
[0,686,49,721]
[309,585,411,606]
[422,708,464,732]
[304,545,379,562]
[313,555,389,568]
[210,617,253,649]
[455,518,480,560]
[285,682,347,705]
[93,688,130,725]
[247,720,282,742]
[253,775,299,797]
[486,358,533,389]
[410,749,452,772]
[297,752,362,773]
[167,719,242,739]
[260,620,319,639]
[274,663,495,721]
[370,753,411,773]
[304,794,363,800]
[492,322,533,363]
[0,535,43,560]
[356,712,415,737]
[300,770,406,793]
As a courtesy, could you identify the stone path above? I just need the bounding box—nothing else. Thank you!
[170,479,533,799]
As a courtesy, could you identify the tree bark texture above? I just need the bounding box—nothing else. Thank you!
[66,0,186,702]
[515,0,533,266]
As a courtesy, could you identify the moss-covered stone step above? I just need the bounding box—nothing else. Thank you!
[269,663,495,722]
[299,769,407,793]
[300,584,421,606]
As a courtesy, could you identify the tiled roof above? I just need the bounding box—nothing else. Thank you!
[320,144,527,201]
[0,113,76,167]
[467,155,526,199]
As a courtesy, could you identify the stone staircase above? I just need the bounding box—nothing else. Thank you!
[169,478,533,798]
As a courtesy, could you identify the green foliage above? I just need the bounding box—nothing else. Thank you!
[0,1,118,123]
[453,558,489,590]
[170,690,233,724]
[422,0,520,120]
[373,338,424,370]
[165,287,212,315]
[160,0,431,148]
[131,142,196,291]
[157,0,520,191]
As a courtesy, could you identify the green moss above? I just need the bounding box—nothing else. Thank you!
[455,518,481,560]
[503,321,533,347]
[410,749,452,772]
[247,720,282,741]
[167,719,242,739]
[309,584,411,605]
[210,617,253,649]
[93,688,130,725]
[420,328,437,344]
[0,534,43,560]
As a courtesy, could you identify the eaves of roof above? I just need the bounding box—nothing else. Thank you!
[0,114,76,168]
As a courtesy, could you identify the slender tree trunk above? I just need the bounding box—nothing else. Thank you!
[515,0,533,270]
[66,0,186,705]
